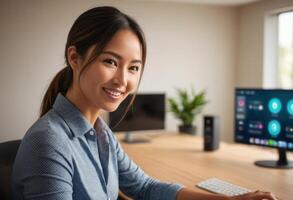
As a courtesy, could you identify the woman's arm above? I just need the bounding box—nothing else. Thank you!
[176,188,279,200]
[176,188,229,200]
[111,133,279,200]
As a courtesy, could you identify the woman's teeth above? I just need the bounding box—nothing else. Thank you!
[104,88,122,98]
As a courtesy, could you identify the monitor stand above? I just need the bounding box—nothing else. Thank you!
[123,132,151,144]
[254,149,293,169]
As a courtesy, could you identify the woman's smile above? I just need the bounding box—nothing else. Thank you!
[102,87,125,101]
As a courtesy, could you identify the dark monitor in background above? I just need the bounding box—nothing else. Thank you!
[235,88,293,169]
[109,93,165,143]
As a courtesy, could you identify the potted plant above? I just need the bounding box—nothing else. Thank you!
[168,88,207,135]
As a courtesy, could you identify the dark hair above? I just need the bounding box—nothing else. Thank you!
[40,6,147,117]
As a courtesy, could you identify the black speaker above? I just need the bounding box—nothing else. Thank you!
[203,116,220,151]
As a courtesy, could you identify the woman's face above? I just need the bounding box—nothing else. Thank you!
[77,29,143,112]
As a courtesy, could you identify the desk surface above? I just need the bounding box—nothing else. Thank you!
[118,132,293,200]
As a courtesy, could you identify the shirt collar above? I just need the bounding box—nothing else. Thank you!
[94,116,108,133]
[52,93,94,138]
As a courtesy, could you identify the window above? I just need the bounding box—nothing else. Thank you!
[278,12,293,88]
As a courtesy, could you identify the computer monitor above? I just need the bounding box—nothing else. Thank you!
[109,93,165,143]
[234,88,293,169]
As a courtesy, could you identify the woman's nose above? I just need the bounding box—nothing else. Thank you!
[113,67,127,86]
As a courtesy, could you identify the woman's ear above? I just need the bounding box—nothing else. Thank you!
[67,46,82,71]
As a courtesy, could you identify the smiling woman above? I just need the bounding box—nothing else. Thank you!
[39,7,146,120]
[11,6,279,200]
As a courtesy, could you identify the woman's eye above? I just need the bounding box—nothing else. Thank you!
[103,59,117,67]
[129,66,140,72]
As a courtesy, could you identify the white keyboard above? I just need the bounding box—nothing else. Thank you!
[196,178,252,196]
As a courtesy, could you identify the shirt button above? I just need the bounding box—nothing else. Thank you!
[89,130,94,136]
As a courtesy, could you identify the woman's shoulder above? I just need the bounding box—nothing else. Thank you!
[22,109,72,149]
[13,110,74,185]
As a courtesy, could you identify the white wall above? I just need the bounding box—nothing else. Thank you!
[0,0,238,142]
[237,0,293,87]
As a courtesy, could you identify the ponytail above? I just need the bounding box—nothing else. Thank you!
[40,66,72,117]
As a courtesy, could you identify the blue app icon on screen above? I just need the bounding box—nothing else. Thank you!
[268,120,281,137]
[268,98,282,114]
[287,99,293,115]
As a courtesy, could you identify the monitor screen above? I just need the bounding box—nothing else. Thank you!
[109,93,165,132]
[235,88,293,151]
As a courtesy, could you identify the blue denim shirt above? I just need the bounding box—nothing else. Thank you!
[12,93,183,200]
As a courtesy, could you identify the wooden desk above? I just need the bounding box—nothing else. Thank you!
[118,132,293,200]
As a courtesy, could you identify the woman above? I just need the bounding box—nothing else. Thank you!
[12,6,278,200]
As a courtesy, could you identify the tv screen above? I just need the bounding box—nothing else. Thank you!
[109,93,165,132]
[235,88,293,168]
[235,88,293,151]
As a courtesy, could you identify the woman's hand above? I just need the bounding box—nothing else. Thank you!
[231,190,280,200]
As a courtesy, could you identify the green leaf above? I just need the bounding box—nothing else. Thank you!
[168,87,208,125]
